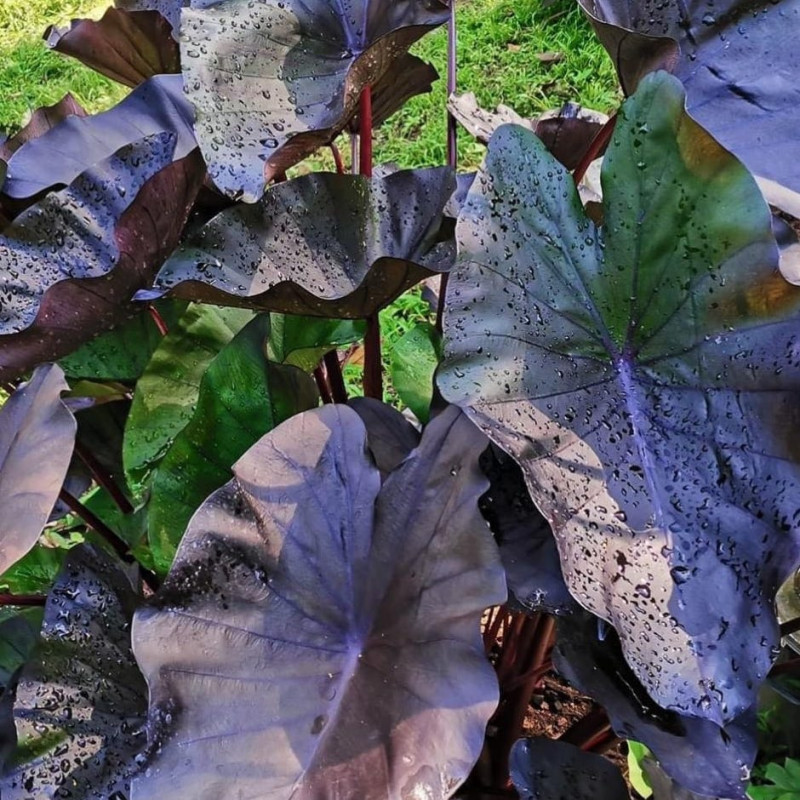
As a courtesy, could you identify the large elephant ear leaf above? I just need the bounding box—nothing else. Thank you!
[438,70,800,724]
[179,0,449,200]
[0,545,147,799]
[2,75,195,202]
[554,612,756,799]
[147,314,319,574]
[0,365,75,574]
[579,0,800,215]
[131,405,505,799]
[147,167,455,318]
[510,737,629,800]
[0,133,205,381]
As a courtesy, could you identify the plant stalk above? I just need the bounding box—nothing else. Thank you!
[59,488,159,592]
[572,113,617,187]
[147,304,169,336]
[436,0,459,335]
[0,593,46,607]
[358,84,382,400]
[314,365,333,404]
[323,351,349,404]
[330,142,345,175]
[74,440,134,514]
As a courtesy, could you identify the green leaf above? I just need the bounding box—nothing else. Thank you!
[0,607,42,688]
[390,321,441,423]
[0,546,66,595]
[267,314,365,372]
[123,303,253,489]
[59,300,187,380]
[627,741,653,799]
[438,71,798,723]
[147,314,319,573]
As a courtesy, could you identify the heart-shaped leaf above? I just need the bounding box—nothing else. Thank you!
[579,0,800,215]
[0,134,205,382]
[438,71,800,723]
[554,611,756,799]
[510,737,629,800]
[179,0,449,200]
[0,365,75,575]
[0,545,147,799]
[479,445,577,617]
[132,405,505,799]
[46,7,180,88]
[148,314,319,573]
[2,75,195,201]
[147,167,455,319]
[123,304,253,488]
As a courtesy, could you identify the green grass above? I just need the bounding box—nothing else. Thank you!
[375,0,620,170]
[0,0,125,132]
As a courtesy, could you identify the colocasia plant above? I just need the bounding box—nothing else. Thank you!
[0,1,799,798]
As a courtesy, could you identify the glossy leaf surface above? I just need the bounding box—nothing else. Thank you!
[267,314,365,373]
[579,0,800,213]
[390,322,441,423]
[132,405,505,799]
[148,314,319,573]
[149,168,455,319]
[0,365,75,575]
[2,75,195,200]
[510,737,629,800]
[179,0,448,199]
[123,304,253,486]
[438,72,800,723]
[0,546,147,799]
[554,612,756,799]
[0,136,205,381]
[59,300,187,381]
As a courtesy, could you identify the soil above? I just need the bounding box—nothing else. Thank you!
[522,671,633,794]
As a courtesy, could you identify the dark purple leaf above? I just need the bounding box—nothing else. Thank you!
[479,445,577,617]
[347,53,439,132]
[554,612,756,799]
[0,365,75,575]
[0,135,205,382]
[579,0,800,215]
[116,0,186,36]
[131,405,505,799]
[179,0,449,200]
[447,93,608,170]
[348,396,421,478]
[438,72,800,723]
[45,7,180,88]
[2,75,195,200]
[147,167,455,318]
[0,545,147,799]
[643,757,725,800]
[510,737,629,800]
[0,95,86,163]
